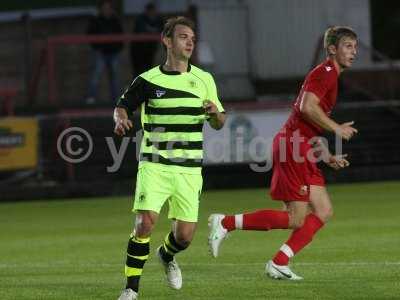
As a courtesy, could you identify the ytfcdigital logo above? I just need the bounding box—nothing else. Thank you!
[57,127,93,163]
[56,126,344,173]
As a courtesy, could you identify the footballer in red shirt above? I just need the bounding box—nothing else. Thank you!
[208,26,358,280]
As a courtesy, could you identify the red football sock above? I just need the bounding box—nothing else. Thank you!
[221,210,289,232]
[273,213,324,266]
[243,210,289,230]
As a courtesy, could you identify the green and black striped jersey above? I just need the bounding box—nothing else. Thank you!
[117,64,224,174]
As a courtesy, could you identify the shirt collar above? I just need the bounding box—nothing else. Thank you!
[159,64,191,75]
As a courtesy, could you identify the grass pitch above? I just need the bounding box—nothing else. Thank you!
[1,181,400,299]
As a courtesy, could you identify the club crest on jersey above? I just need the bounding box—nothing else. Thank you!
[325,66,332,72]
[155,90,166,98]
[299,185,308,196]
[138,193,146,202]
[189,80,197,88]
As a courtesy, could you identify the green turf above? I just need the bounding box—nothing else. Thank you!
[1,181,400,299]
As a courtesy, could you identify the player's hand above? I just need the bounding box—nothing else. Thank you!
[337,121,358,140]
[203,100,219,117]
[114,118,133,136]
[327,154,350,170]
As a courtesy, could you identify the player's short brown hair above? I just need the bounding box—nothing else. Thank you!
[324,26,357,52]
[161,16,195,39]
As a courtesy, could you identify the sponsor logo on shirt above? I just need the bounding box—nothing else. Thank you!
[155,90,166,98]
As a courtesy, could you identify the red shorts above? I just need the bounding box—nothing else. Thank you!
[269,129,325,202]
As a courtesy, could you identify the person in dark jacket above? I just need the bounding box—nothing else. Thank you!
[130,3,164,77]
[86,0,124,104]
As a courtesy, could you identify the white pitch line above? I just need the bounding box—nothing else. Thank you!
[1,262,400,268]
[170,262,400,266]
[294,262,400,266]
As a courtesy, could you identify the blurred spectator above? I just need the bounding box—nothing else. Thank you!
[185,4,198,64]
[130,3,163,77]
[185,4,198,29]
[86,0,124,105]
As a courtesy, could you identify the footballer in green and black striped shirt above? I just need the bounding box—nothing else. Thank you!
[114,16,226,300]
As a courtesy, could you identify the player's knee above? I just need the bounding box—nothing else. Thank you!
[135,216,155,236]
[291,218,305,229]
[134,225,153,237]
[316,207,334,223]
[287,202,308,229]
[174,234,192,249]
[288,213,306,229]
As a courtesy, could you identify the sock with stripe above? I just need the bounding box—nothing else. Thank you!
[158,231,188,263]
[124,235,150,293]
[273,213,324,265]
[221,210,289,232]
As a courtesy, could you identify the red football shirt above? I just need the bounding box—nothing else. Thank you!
[285,59,339,138]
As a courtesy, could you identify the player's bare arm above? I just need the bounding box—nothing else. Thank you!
[300,91,358,140]
[113,107,133,136]
[203,100,226,130]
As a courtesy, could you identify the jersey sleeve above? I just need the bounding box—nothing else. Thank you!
[116,76,146,113]
[303,68,335,102]
[206,73,225,113]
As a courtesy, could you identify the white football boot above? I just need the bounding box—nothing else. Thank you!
[156,246,183,290]
[208,214,228,258]
[265,260,303,280]
[117,288,138,300]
